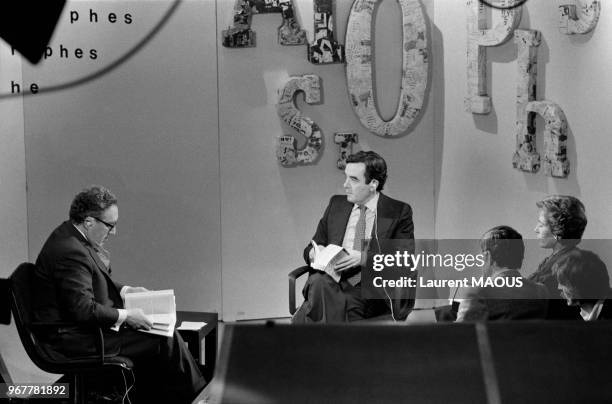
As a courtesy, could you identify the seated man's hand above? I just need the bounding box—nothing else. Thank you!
[126,308,153,330]
[334,250,361,272]
[125,286,149,294]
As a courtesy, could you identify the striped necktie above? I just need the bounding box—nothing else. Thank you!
[348,205,367,286]
[353,205,367,251]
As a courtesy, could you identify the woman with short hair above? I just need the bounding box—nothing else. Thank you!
[529,195,587,320]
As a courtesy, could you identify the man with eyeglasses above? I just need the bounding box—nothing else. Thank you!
[32,185,205,403]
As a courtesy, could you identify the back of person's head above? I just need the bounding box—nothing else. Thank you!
[346,151,387,191]
[555,249,610,300]
[69,185,117,224]
[536,195,587,242]
[480,225,524,270]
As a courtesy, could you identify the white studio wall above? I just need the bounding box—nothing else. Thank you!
[217,0,435,320]
[0,45,27,278]
[20,0,222,313]
[433,0,612,271]
[9,0,612,325]
[0,43,53,384]
[3,0,435,324]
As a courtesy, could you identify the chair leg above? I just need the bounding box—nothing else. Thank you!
[72,373,85,404]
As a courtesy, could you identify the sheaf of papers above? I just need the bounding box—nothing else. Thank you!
[310,241,347,283]
[124,289,176,337]
[177,321,207,331]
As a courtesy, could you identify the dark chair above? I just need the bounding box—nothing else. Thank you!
[288,266,397,321]
[288,265,310,316]
[8,262,133,404]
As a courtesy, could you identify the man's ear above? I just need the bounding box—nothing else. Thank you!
[369,179,378,191]
[482,250,493,275]
[483,250,492,264]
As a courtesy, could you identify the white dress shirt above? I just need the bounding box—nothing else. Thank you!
[342,193,379,253]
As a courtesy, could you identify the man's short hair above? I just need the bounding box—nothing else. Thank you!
[69,185,117,224]
[556,249,610,300]
[346,151,387,191]
[536,195,587,241]
[480,225,524,270]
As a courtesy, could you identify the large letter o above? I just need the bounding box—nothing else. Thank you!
[345,0,429,137]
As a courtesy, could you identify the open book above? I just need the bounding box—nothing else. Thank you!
[124,289,176,337]
[310,241,348,283]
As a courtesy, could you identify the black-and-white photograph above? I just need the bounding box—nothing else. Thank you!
[1,0,611,403]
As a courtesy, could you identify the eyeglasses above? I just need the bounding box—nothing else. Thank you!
[94,217,117,232]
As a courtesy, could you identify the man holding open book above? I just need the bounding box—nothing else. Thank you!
[32,185,205,403]
[292,151,416,323]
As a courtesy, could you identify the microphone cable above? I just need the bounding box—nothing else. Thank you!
[121,368,135,404]
[372,211,397,323]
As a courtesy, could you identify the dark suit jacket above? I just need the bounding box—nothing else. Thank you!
[588,292,612,320]
[32,221,125,357]
[456,269,549,321]
[303,193,415,319]
[597,299,612,320]
[528,247,582,320]
[31,222,205,399]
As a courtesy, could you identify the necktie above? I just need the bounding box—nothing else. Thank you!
[353,205,367,251]
[348,205,367,286]
[94,245,111,272]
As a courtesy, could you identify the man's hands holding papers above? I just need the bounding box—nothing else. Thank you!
[124,289,176,336]
[123,286,152,330]
[310,241,361,282]
[309,246,361,273]
[334,250,362,272]
[126,308,153,330]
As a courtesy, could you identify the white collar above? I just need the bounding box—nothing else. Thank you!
[354,192,379,212]
[580,299,605,321]
[73,223,88,241]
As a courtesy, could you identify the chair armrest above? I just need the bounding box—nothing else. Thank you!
[289,266,311,315]
[31,322,106,366]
